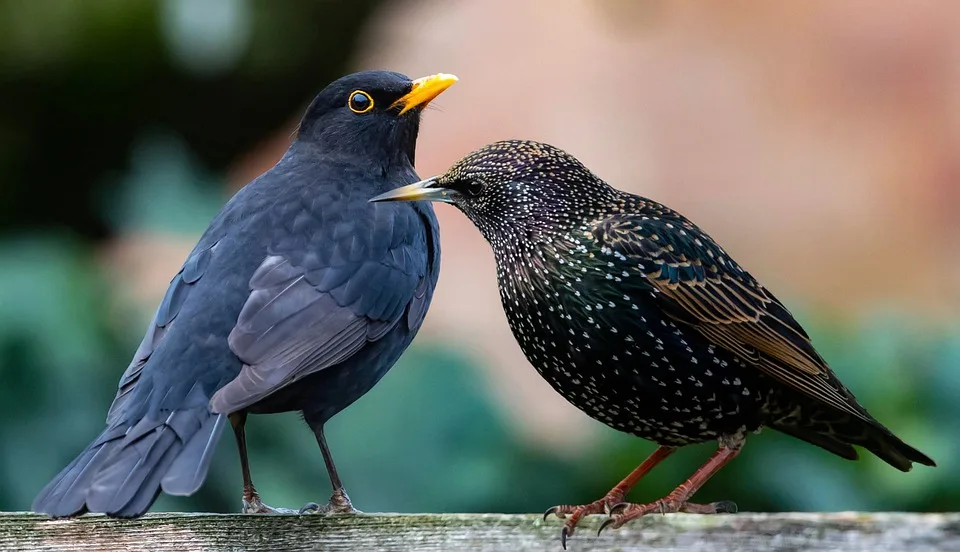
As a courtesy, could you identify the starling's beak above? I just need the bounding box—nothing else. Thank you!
[369,177,455,204]
[390,73,458,115]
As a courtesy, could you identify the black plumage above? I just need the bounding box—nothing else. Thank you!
[32,70,457,518]
[371,139,935,545]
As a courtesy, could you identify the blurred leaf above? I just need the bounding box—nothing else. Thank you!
[160,0,252,76]
[101,131,225,235]
[0,235,126,508]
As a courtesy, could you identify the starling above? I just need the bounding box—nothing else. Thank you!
[32,70,456,518]
[371,140,936,546]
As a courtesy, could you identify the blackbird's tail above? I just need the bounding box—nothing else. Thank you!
[32,405,226,519]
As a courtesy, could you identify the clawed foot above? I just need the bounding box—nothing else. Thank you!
[241,493,300,514]
[543,490,627,549]
[544,493,736,548]
[242,488,360,515]
[297,488,361,515]
[544,443,742,546]
[597,498,737,535]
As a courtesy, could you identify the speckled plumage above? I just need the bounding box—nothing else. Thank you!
[371,139,935,544]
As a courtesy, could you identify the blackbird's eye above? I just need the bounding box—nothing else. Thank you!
[348,90,374,114]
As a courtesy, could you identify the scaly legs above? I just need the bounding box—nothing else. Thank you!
[230,412,298,514]
[597,444,741,534]
[298,425,359,515]
[545,436,742,549]
[544,446,678,546]
[231,413,357,515]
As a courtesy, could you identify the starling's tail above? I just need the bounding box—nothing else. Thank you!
[859,422,936,471]
[773,412,935,472]
[32,406,226,518]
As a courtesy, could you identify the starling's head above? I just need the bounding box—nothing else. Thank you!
[370,140,616,238]
[296,70,457,166]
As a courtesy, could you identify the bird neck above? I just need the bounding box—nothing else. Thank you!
[484,188,636,310]
[288,140,417,184]
[470,184,621,245]
[485,214,591,295]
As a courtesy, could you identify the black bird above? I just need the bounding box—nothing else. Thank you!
[32,70,456,518]
[371,140,936,545]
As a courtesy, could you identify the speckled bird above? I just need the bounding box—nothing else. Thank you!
[371,140,936,546]
[32,70,456,519]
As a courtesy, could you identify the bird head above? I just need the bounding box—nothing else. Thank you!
[370,140,616,239]
[296,70,457,167]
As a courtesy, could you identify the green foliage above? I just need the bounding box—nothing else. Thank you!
[0,235,129,509]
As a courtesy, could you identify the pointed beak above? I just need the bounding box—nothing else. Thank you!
[369,177,455,204]
[390,73,458,115]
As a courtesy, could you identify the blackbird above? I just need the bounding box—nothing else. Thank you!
[32,70,456,518]
[371,140,935,546]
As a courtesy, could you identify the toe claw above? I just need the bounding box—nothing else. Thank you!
[608,501,629,515]
[543,506,558,521]
[713,500,738,514]
[298,502,321,515]
[598,517,616,536]
[560,526,570,550]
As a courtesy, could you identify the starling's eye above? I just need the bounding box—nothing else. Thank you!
[348,91,374,114]
[466,180,485,196]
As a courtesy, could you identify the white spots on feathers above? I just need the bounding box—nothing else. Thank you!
[453,140,767,444]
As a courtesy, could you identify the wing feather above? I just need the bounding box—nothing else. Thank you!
[594,211,869,421]
[211,245,428,413]
[106,241,219,424]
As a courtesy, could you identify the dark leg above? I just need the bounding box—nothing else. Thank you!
[298,424,359,515]
[545,446,676,548]
[598,438,743,535]
[231,412,297,514]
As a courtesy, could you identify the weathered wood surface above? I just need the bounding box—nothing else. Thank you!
[1,512,958,552]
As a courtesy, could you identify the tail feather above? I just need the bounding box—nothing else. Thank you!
[31,428,125,518]
[32,407,225,518]
[860,425,936,472]
[773,423,860,461]
[95,430,186,518]
[162,413,226,495]
[772,407,936,472]
[85,421,181,515]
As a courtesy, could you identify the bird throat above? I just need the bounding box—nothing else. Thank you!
[492,215,614,345]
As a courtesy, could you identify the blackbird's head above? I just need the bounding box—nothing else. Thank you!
[296,70,457,167]
[370,140,615,239]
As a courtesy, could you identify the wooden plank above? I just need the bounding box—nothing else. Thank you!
[2,512,958,552]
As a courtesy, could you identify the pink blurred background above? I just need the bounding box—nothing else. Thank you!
[106,0,960,452]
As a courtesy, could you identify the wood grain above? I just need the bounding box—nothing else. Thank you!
[2,512,958,552]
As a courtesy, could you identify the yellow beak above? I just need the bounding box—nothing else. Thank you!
[390,73,459,115]
[369,178,454,203]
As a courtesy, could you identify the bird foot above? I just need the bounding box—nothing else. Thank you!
[543,489,626,549]
[598,498,737,534]
[241,493,300,515]
[298,488,361,515]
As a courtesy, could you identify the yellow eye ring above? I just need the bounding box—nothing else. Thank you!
[348,90,374,114]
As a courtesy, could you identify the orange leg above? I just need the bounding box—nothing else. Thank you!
[598,442,742,535]
[544,446,677,548]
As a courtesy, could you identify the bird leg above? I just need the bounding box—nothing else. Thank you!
[544,446,676,548]
[230,412,299,514]
[598,438,743,535]
[298,425,360,515]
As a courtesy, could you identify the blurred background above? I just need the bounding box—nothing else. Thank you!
[1,0,958,516]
